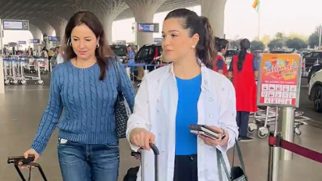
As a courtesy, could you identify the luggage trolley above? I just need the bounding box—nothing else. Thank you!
[3,57,11,85]
[15,56,28,85]
[248,106,309,138]
[6,56,20,85]
[23,57,44,85]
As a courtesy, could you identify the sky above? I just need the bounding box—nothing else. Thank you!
[2,0,322,46]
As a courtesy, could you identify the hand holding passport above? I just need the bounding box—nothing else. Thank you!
[189,124,225,140]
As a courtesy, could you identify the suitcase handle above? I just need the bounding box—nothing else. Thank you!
[149,143,159,181]
[149,143,159,156]
[7,156,47,181]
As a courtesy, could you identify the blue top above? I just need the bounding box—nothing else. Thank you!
[127,50,135,66]
[31,58,135,154]
[175,74,202,155]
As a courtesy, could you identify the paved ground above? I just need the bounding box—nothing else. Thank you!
[0,76,321,181]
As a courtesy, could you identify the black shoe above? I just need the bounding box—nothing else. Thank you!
[239,136,253,142]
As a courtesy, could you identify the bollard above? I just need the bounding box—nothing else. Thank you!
[279,107,294,160]
[268,107,280,181]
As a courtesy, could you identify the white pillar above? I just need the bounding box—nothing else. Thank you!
[200,0,227,38]
[51,18,68,40]
[103,17,114,44]
[125,0,167,47]
[29,24,43,40]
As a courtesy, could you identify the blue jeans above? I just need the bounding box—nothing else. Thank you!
[236,111,250,137]
[57,138,119,181]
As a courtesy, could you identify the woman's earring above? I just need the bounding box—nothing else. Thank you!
[96,43,100,48]
[192,45,196,48]
[67,38,71,46]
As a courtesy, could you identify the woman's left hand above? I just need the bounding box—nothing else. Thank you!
[199,126,229,147]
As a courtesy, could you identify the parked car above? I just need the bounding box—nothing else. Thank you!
[224,49,238,68]
[135,44,162,65]
[302,51,322,77]
[308,69,322,112]
[130,44,163,82]
[308,64,322,83]
[110,44,128,63]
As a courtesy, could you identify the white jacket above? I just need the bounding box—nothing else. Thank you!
[126,63,238,181]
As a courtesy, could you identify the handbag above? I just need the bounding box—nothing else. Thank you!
[112,60,132,138]
[217,140,248,181]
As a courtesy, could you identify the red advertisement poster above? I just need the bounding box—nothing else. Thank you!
[257,53,301,107]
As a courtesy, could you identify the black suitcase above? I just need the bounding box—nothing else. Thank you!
[123,143,159,181]
[7,155,47,181]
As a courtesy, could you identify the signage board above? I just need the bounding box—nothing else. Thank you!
[29,39,40,44]
[2,19,29,30]
[257,53,301,107]
[137,23,159,33]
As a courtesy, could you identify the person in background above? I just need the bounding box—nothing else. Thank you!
[228,38,258,141]
[213,37,229,76]
[23,11,135,181]
[127,45,136,76]
[127,8,238,181]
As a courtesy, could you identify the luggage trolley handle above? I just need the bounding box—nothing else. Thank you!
[7,156,47,181]
[150,143,159,181]
[140,143,159,181]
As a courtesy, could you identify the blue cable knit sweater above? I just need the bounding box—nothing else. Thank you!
[31,59,135,154]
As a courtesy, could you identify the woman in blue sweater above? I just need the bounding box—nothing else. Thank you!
[23,11,135,181]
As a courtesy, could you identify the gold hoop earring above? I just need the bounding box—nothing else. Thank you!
[67,38,71,46]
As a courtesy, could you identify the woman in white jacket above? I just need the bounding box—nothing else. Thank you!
[127,8,238,181]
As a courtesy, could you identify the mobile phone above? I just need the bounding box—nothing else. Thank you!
[189,124,221,139]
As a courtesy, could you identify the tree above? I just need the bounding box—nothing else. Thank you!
[308,26,321,48]
[268,39,284,51]
[260,34,271,46]
[251,40,265,51]
[286,38,307,50]
[275,32,285,40]
[308,31,319,48]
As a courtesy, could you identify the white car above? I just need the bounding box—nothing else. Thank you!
[308,69,322,112]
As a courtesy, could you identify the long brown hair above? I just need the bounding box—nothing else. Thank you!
[64,11,114,80]
[164,8,216,68]
[238,38,250,71]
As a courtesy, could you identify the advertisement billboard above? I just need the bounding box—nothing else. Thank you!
[257,53,301,107]
[137,23,159,33]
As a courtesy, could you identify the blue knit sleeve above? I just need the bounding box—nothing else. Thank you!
[116,61,135,111]
[31,66,63,154]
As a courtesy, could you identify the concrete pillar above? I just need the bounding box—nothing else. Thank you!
[49,17,68,40]
[82,0,127,44]
[125,0,167,47]
[102,17,114,44]
[200,0,227,38]
[29,24,43,40]
[30,20,55,39]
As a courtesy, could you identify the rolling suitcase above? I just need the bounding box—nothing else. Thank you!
[123,143,159,181]
[7,155,47,181]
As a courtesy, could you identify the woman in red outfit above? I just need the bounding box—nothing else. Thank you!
[213,37,228,75]
[228,39,258,141]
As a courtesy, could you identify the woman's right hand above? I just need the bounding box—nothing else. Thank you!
[130,128,155,150]
[23,148,40,162]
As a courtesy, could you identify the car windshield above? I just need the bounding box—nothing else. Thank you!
[111,45,127,56]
